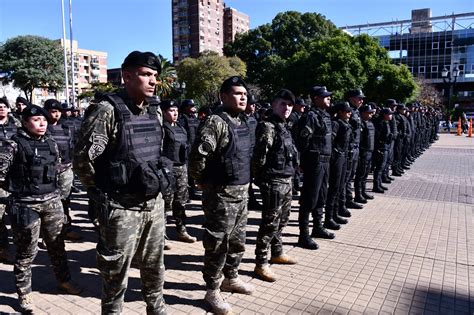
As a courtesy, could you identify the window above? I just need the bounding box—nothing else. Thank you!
[432,42,439,49]
[408,67,413,73]
[431,65,438,73]
[445,41,451,48]
[419,66,425,73]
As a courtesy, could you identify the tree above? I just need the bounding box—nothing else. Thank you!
[413,77,443,108]
[0,35,64,102]
[177,52,246,106]
[78,81,117,100]
[155,54,177,99]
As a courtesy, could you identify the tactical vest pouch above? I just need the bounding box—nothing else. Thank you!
[44,165,56,182]
[109,161,128,186]
[179,144,188,164]
[156,164,175,194]
[136,162,161,198]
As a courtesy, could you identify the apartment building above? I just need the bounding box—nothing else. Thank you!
[172,0,250,63]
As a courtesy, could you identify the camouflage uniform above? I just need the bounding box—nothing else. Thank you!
[252,117,295,266]
[0,188,10,252]
[73,92,166,314]
[163,164,188,231]
[189,111,250,290]
[0,130,71,296]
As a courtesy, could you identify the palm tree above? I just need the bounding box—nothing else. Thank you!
[155,54,177,99]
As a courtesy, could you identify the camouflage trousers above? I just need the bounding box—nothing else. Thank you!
[0,188,9,250]
[163,164,188,231]
[202,183,249,290]
[97,195,166,315]
[9,195,70,296]
[58,166,74,226]
[255,177,292,266]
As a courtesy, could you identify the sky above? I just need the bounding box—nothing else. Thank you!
[0,0,472,68]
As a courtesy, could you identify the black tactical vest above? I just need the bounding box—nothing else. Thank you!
[7,134,58,196]
[307,108,332,156]
[182,114,199,146]
[265,119,296,177]
[389,116,398,140]
[360,120,375,152]
[246,114,258,150]
[48,124,72,164]
[163,121,188,165]
[94,94,163,200]
[349,106,362,148]
[205,112,251,186]
[0,120,17,141]
[332,119,352,154]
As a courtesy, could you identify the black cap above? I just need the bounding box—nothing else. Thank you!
[0,97,9,107]
[295,98,307,107]
[333,101,352,113]
[181,99,195,108]
[21,105,48,119]
[310,86,332,98]
[247,94,258,105]
[273,89,295,105]
[384,99,398,107]
[160,100,179,111]
[380,108,394,115]
[346,88,366,98]
[44,99,62,110]
[396,104,407,111]
[16,97,29,105]
[359,104,376,113]
[220,76,248,94]
[121,51,161,73]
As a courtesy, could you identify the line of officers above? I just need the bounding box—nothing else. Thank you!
[0,49,441,315]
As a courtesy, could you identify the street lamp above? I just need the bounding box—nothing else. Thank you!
[174,81,186,104]
[441,66,459,110]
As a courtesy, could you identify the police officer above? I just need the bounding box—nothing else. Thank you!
[44,99,81,241]
[295,86,333,250]
[354,103,376,204]
[324,102,353,233]
[343,88,365,211]
[288,98,306,195]
[74,51,167,314]
[392,104,409,176]
[372,108,394,193]
[14,97,29,120]
[179,99,200,199]
[252,89,298,283]
[0,98,20,263]
[1,105,81,312]
[161,100,196,243]
[383,99,398,184]
[189,76,254,315]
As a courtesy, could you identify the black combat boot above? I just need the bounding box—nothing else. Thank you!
[311,215,335,239]
[298,228,319,250]
[354,184,367,204]
[361,184,374,200]
[380,184,388,190]
[333,206,348,225]
[346,200,363,209]
[338,205,352,217]
[373,178,385,193]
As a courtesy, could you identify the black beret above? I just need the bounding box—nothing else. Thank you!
[0,97,9,107]
[16,97,29,105]
[181,99,195,108]
[295,98,307,106]
[273,89,295,105]
[346,88,366,98]
[44,99,62,110]
[247,94,258,105]
[396,104,407,111]
[384,99,398,107]
[160,100,179,111]
[310,86,332,98]
[21,105,48,119]
[359,104,376,113]
[333,101,352,113]
[380,108,394,115]
[220,76,248,94]
[121,51,161,73]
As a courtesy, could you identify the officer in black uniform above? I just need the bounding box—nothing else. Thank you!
[354,103,376,203]
[295,86,333,250]
[288,98,306,195]
[179,99,200,200]
[383,99,398,184]
[323,102,353,233]
[392,104,409,176]
[372,108,393,193]
[342,89,366,212]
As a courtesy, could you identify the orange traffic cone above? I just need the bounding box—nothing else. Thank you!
[457,117,462,136]
[468,118,472,138]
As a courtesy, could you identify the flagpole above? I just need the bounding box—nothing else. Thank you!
[69,0,76,108]
[61,0,69,104]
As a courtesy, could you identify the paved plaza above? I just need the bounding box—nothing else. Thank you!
[0,133,473,314]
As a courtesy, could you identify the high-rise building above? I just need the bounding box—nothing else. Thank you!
[172,0,249,63]
[341,9,474,110]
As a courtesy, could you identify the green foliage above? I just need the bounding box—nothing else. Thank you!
[78,81,117,100]
[0,35,64,102]
[155,54,177,98]
[225,11,417,102]
[177,52,246,106]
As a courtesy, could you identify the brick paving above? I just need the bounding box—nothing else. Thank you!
[0,133,473,314]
